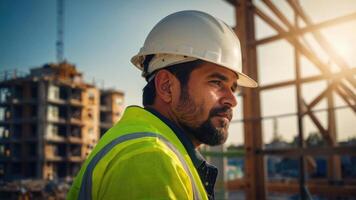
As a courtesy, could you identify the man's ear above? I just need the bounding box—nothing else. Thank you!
[154,70,175,103]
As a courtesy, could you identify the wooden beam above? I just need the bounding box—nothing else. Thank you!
[262,0,318,72]
[226,178,246,191]
[287,0,356,88]
[235,1,266,199]
[254,5,355,96]
[253,12,356,45]
[337,81,356,103]
[254,6,330,75]
[227,179,356,196]
[201,150,245,158]
[293,13,309,199]
[267,181,356,196]
[307,84,333,109]
[259,67,356,90]
[262,0,294,30]
[302,99,333,144]
[326,81,342,181]
[334,84,356,112]
[258,145,356,157]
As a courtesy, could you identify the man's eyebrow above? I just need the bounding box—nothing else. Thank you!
[207,72,228,81]
[208,72,239,91]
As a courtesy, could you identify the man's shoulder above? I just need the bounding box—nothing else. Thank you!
[101,136,190,181]
[114,136,181,163]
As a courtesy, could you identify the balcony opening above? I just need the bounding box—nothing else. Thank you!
[13,144,21,159]
[70,163,81,176]
[31,84,38,100]
[71,88,82,101]
[0,126,10,139]
[0,87,11,103]
[70,126,81,138]
[58,105,67,120]
[56,144,67,157]
[59,86,68,100]
[70,144,81,157]
[0,163,5,178]
[24,162,36,178]
[12,163,21,179]
[30,105,38,118]
[56,162,67,178]
[13,105,23,119]
[0,144,10,156]
[58,124,66,137]
[14,85,23,100]
[30,124,37,138]
[27,143,37,157]
[13,125,22,139]
[70,107,81,120]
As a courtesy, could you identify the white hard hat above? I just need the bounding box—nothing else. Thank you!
[131,10,258,88]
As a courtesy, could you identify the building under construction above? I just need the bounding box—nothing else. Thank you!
[0,62,124,182]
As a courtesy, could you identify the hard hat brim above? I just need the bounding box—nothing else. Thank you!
[236,71,258,88]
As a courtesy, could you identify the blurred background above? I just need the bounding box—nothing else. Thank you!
[0,0,355,199]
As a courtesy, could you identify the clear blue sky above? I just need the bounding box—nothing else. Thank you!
[1,0,355,145]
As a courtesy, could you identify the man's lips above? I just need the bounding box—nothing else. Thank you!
[215,112,232,121]
[210,106,233,122]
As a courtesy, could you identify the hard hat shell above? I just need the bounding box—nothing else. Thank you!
[131,10,258,88]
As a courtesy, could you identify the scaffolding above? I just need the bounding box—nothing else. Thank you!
[223,0,356,199]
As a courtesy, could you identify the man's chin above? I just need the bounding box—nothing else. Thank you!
[180,118,229,146]
[211,116,230,130]
[201,127,229,146]
[215,129,228,144]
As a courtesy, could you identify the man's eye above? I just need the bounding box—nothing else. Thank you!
[210,80,222,87]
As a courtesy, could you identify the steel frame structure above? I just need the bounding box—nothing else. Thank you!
[225,0,356,199]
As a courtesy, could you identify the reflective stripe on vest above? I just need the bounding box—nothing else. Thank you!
[78,132,202,200]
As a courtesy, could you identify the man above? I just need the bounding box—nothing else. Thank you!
[68,10,257,200]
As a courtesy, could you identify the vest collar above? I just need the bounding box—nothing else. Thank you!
[144,107,205,169]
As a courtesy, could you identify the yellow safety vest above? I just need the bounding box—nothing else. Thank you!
[67,106,208,200]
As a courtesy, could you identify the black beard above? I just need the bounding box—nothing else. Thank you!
[176,87,231,146]
[179,106,230,146]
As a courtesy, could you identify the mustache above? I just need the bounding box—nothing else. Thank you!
[209,106,233,121]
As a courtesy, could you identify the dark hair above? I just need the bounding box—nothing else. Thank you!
[142,59,203,106]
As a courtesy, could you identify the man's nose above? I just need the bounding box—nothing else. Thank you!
[221,89,238,108]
